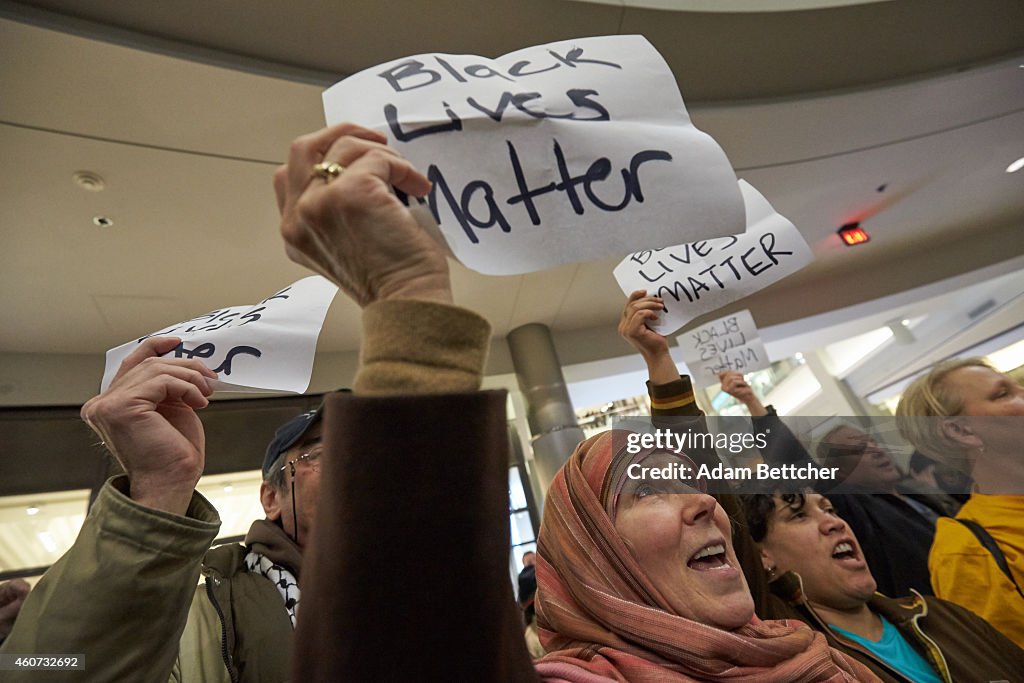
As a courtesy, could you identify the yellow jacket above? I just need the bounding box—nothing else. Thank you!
[928,494,1024,648]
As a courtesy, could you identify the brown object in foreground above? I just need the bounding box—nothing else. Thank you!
[292,390,538,682]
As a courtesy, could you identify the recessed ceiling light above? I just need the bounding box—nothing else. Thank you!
[1006,157,1024,173]
[73,171,106,192]
[26,505,40,516]
[93,216,113,228]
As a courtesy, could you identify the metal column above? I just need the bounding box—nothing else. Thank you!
[507,323,586,502]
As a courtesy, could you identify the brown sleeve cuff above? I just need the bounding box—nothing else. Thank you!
[356,299,492,395]
[646,376,700,416]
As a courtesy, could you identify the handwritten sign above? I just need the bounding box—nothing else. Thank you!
[677,310,769,389]
[100,276,338,394]
[322,35,744,275]
[613,180,813,334]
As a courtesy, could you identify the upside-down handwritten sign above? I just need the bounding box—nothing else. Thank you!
[100,276,338,394]
[613,180,813,334]
[322,35,744,275]
[678,310,770,389]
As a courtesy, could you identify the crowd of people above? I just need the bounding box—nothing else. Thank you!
[1,122,1021,681]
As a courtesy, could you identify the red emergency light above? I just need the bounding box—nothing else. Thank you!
[838,222,870,246]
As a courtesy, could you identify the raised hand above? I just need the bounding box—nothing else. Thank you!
[619,290,679,384]
[274,123,451,307]
[618,290,669,359]
[719,370,767,416]
[80,337,217,515]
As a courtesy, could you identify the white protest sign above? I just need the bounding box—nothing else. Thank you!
[322,35,744,275]
[677,310,770,389]
[613,180,813,334]
[101,276,338,394]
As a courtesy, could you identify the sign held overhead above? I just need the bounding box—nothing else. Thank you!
[323,35,744,275]
[614,180,813,334]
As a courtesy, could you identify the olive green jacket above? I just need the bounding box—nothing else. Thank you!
[2,476,219,681]
[174,541,293,683]
[2,477,294,682]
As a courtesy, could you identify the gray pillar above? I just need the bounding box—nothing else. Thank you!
[507,323,586,501]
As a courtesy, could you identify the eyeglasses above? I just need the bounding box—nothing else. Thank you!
[279,444,323,475]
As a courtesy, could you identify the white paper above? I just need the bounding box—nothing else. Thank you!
[677,310,770,389]
[613,180,813,334]
[322,35,744,275]
[100,276,338,394]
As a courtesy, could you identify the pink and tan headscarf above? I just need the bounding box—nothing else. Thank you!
[533,430,879,682]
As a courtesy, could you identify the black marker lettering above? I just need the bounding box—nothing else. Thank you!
[461,180,512,234]
[687,276,711,300]
[464,63,514,82]
[508,59,559,77]
[377,60,441,92]
[213,345,262,376]
[548,47,622,70]
[565,89,611,121]
[506,140,557,226]
[426,164,479,244]
[699,263,725,289]
[434,57,468,83]
[625,150,672,201]
[741,246,770,276]
[385,103,462,142]
[658,280,695,303]
[760,231,793,265]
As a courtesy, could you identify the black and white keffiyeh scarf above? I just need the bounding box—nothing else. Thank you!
[244,550,300,628]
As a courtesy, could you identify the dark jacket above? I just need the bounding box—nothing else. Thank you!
[766,572,1024,683]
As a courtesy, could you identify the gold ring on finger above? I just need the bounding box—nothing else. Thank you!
[312,161,345,182]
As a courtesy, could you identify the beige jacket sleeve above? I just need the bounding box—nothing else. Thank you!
[356,299,491,394]
[1,476,220,682]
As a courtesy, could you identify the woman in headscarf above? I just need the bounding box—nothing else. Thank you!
[279,124,876,682]
[532,429,879,682]
[896,357,1024,648]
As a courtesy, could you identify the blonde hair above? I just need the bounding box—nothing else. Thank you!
[895,357,992,460]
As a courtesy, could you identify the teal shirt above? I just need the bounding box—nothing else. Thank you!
[831,615,942,683]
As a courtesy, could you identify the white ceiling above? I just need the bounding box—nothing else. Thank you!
[1,0,1023,397]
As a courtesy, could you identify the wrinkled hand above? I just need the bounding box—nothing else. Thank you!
[618,290,668,361]
[80,337,217,515]
[0,579,30,640]
[719,371,757,404]
[275,123,451,307]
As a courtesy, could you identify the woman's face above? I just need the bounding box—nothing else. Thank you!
[613,452,753,631]
[945,366,1024,457]
[758,493,876,610]
[947,366,1024,417]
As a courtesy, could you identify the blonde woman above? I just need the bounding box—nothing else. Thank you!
[896,358,1024,647]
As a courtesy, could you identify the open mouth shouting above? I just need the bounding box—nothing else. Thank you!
[688,540,736,574]
[831,538,866,570]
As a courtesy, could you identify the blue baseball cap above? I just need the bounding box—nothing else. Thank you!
[262,407,323,477]
[262,390,352,476]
